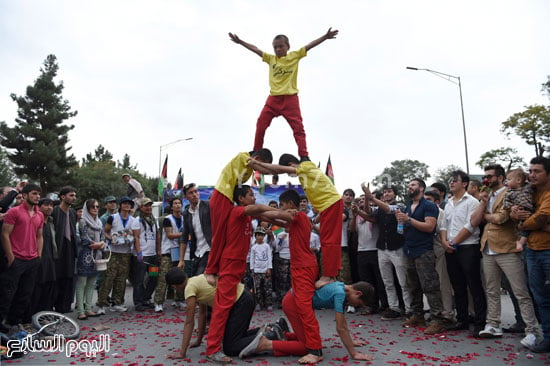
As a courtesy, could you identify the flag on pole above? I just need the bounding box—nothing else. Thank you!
[158,155,168,198]
[325,154,334,184]
[174,168,183,190]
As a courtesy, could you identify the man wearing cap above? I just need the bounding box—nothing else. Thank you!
[100,196,118,226]
[133,198,160,311]
[97,196,141,314]
[181,183,212,276]
[122,174,144,209]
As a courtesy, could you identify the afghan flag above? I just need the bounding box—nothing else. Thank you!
[158,155,168,197]
[174,168,184,190]
[253,170,265,194]
[325,154,334,184]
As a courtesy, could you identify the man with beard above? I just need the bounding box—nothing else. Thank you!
[52,186,78,313]
[397,178,451,334]
[0,183,43,333]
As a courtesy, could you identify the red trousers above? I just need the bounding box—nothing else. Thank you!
[205,190,233,275]
[320,200,344,277]
[254,94,308,157]
[206,257,246,355]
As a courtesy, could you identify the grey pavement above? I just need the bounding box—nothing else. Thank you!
[7,287,550,366]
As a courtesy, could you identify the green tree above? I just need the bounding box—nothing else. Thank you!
[501,104,550,157]
[372,159,430,202]
[0,54,77,193]
[476,147,525,172]
[432,164,463,194]
[542,75,550,97]
[0,146,17,186]
[82,144,114,165]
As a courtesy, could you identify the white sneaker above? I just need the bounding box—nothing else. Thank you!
[97,307,106,315]
[172,301,185,308]
[520,333,538,348]
[155,304,163,313]
[110,305,128,312]
[346,305,355,313]
[479,324,503,338]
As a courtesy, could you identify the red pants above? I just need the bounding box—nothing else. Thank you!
[206,258,246,355]
[273,281,320,357]
[254,94,308,157]
[291,266,321,350]
[205,190,233,275]
[320,200,344,277]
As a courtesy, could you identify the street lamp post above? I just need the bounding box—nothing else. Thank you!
[406,66,470,174]
[158,137,193,200]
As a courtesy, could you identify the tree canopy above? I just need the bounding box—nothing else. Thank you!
[0,54,77,193]
[476,147,525,172]
[372,159,430,202]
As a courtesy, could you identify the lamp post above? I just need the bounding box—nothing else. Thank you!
[406,66,470,174]
[158,137,193,200]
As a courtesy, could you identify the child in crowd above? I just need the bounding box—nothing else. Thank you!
[229,28,338,161]
[250,226,273,311]
[504,168,534,251]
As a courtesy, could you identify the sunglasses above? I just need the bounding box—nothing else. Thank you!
[482,174,495,180]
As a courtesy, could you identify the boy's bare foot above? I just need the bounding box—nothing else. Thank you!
[206,273,218,287]
[299,353,323,364]
[315,276,335,289]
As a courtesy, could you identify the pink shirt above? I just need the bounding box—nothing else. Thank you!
[3,202,44,260]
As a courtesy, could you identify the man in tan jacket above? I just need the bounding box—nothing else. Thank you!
[471,164,541,348]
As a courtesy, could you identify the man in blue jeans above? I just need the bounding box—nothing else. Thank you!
[512,156,550,353]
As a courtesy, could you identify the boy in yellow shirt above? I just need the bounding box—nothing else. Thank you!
[229,28,338,161]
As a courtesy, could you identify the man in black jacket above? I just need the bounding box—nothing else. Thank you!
[180,183,212,276]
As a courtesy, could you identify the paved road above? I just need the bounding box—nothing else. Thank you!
[8,289,550,366]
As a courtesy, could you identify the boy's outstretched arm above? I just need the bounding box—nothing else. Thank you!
[335,312,375,361]
[305,27,339,51]
[229,32,263,57]
[249,159,297,175]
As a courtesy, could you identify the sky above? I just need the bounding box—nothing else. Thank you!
[1,0,549,195]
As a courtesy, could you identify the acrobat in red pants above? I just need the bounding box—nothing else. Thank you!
[272,267,320,356]
[319,199,344,277]
[204,189,232,275]
[253,94,309,158]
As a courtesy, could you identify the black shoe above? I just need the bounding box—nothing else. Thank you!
[472,325,485,338]
[264,324,285,341]
[531,339,550,353]
[446,322,469,331]
[300,156,311,162]
[503,323,525,333]
[135,305,148,312]
[277,317,290,333]
[381,309,402,320]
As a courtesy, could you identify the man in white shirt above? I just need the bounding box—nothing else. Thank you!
[440,170,486,337]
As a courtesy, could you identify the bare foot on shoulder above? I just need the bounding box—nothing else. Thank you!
[205,273,218,287]
[299,353,323,364]
[315,276,335,289]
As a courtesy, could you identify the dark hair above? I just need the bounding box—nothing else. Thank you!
[411,177,426,191]
[451,170,470,185]
[530,156,550,174]
[233,184,252,204]
[268,200,278,207]
[250,148,273,163]
[382,185,398,195]
[59,186,76,196]
[183,183,196,195]
[484,164,506,178]
[430,182,447,196]
[169,197,182,208]
[299,194,308,202]
[424,190,440,202]
[165,267,188,285]
[280,189,300,207]
[273,34,290,47]
[85,199,98,213]
[343,188,355,198]
[21,183,41,194]
[469,179,482,190]
[278,153,300,166]
[351,281,375,308]
[372,190,383,200]
[38,197,53,206]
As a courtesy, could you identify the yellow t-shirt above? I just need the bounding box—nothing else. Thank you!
[295,161,340,212]
[215,152,253,201]
[263,47,307,96]
[184,274,245,307]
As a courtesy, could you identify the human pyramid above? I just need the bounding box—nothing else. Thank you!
[165,27,376,364]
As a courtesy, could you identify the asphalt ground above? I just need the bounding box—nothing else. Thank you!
[3,288,549,366]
